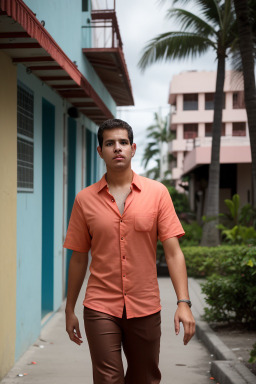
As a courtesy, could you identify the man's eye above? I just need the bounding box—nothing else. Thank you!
[121,141,128,145]
[106,142,113,146]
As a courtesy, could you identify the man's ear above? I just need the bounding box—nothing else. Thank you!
[97,146,103,159]
[131,143,136,157]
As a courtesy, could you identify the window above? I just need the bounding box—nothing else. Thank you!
[205,123,225,137]
[82,0,89,12]
[205,93,214,110]
[205,123,212,137]
[183,94,198,110]
[205,93,226,110]
[17,84,34,192]
[184,124,198,139]
[233,92,245,109]
[232,122,246,136]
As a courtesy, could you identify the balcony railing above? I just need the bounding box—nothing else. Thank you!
[82,1,134,106]
[82,1,122,50]
[184,131,197,139]
[91,0,116,11]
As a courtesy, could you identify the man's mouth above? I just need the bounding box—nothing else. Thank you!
[113,155,124,159]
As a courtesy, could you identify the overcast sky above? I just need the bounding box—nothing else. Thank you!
[114,0,217,174]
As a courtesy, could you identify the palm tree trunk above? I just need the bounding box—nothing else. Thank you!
[233,0,256,207]
[201,54,225,246]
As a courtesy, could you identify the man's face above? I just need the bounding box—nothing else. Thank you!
[97,128,136,171]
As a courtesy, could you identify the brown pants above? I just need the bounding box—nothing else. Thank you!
[83,305,161,384]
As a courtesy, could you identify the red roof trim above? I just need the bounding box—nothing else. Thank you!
[0,0,113,121]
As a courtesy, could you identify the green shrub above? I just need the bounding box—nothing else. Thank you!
[164,185,190,214]
[249,343,256,363]
[217,194,256,245]
[181,245,250,277]
[179,221,202,246]
[218,224,256,245]
[201,246,256,326]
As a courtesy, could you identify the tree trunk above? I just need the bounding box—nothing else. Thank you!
[201,55,225,246]
[233,0,256,207]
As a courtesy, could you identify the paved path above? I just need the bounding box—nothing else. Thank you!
[1,277,218,384]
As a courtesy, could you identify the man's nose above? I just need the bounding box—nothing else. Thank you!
[114,142,122,152]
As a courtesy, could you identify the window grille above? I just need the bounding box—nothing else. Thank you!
[233,92,245,109]
[17,84,34,192]
[184,124,198,139]
[205,93,214,110]
[205,123,225,137]
[183,94,198,111]
[232,122,246,136]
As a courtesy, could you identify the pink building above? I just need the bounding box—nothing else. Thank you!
[168,70,252,218]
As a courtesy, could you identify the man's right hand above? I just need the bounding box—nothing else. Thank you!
[65,311,83,345]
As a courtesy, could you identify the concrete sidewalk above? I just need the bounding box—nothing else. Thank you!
[1,277,218,384]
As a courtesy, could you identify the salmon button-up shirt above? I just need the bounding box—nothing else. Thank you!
[63,172,184,319]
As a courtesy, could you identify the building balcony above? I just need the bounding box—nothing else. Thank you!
[194,136,250,147]
[183,143,251,175]
[171,167,183,180]
[82,4,134,106]
[170,135,250,155]
[171,108,247,125]
[169,139,194,152]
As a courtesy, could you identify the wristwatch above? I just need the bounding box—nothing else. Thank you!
[177,299,192,308]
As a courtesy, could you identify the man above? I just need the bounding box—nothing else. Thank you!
[64,118,195,384]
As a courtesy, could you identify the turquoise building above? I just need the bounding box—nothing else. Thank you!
[0,0,133,378]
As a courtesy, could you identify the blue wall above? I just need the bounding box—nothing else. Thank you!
[15,0,114,360]
[16,78,42,359]
[16,66,65,359]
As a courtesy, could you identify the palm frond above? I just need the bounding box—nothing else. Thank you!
[138,32,215,71]
[230,49,243,72]
[166,8,217,37]
[172,0,222,26]
[141,148,159,168]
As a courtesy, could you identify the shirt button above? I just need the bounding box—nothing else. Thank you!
[121,237,124,240]
[123,256,125,259]
[124,293,127,296]
[123,274,126,277]
[120,219,123,222]
[111,199,115,202]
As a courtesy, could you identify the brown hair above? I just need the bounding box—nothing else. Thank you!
[97,119,133,148]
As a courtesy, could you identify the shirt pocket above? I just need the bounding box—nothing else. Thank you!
[134,215,155,232]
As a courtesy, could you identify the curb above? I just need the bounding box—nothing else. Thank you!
[196,322,256,384]
[196,321,237,361]
[211,361,256,384]
[190,279,256,384]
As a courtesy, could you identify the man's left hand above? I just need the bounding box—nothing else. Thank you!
[174,303,196,345]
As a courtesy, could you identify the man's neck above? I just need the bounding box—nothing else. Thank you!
[106,168,133,188]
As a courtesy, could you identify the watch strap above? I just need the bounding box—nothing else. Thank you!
[177,299,192,308]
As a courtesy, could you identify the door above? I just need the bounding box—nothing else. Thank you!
[65,117,77,293]
[41,98,55,319]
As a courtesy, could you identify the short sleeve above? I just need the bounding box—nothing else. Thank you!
[63,196,91,252]
[157,186,185,242]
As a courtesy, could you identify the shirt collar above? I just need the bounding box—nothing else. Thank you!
[97,171,142,193]
[97,174,108,193]
[131,171,142,191]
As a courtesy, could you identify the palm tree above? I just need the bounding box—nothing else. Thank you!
[233,0,256,208]
[138,0,237,246]
[142,112,173,180]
